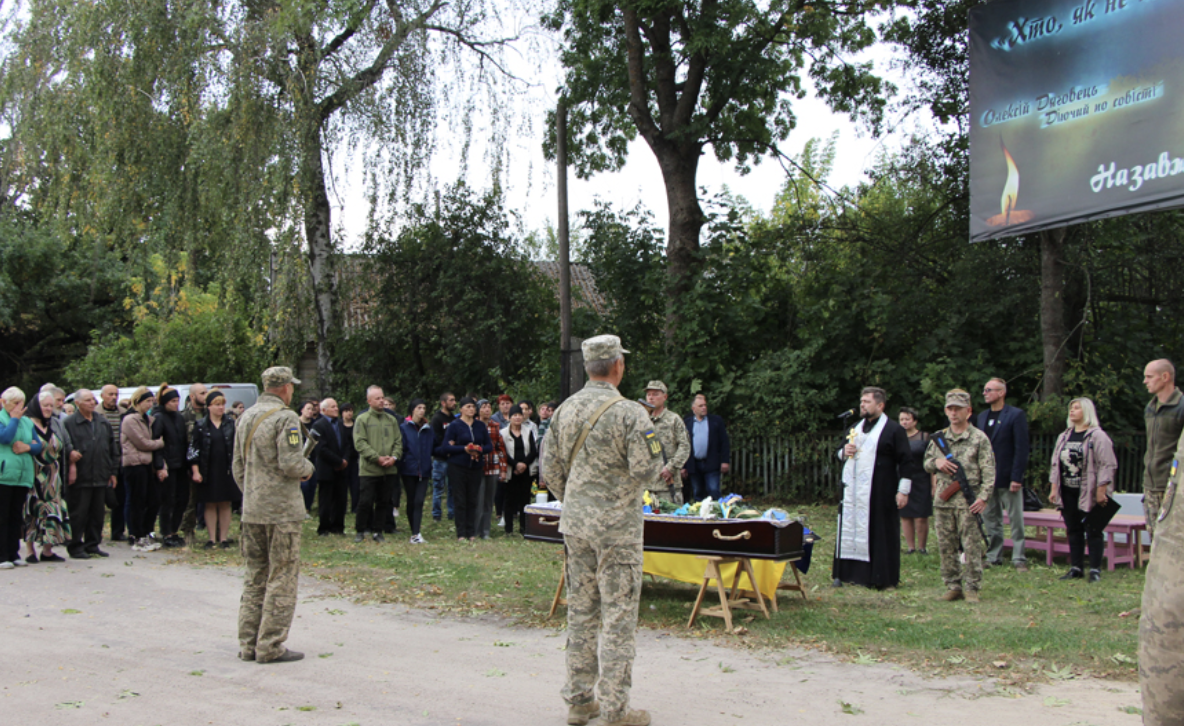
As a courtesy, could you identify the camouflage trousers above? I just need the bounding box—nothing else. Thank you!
[1144,489,1164,538]
[562,535,643,722]
[1140,482,1183,725]
[179,476,200,537]
[238,521,302,662]
[935,505,984,592]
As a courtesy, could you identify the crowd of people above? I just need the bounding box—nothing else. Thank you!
[830,360,1182,600]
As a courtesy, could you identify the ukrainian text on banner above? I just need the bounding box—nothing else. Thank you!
[969,0,1184,241]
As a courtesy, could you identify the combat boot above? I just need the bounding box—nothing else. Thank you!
[567,700,600,726]
[939,589,964,602]
[964,590,980,603]
[603,710,650,726]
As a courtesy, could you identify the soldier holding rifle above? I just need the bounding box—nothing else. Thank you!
[923,389,996,603]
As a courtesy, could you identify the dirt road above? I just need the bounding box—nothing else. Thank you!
[1,547,1143,725]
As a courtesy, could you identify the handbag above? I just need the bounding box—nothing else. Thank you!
[1022,486,1043,511]
[1084,494,1122,531]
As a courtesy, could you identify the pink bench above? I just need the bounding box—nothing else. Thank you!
[1003,508,1148,571]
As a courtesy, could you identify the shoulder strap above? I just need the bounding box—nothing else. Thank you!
[244,408,284,458]
[568,395,627,465]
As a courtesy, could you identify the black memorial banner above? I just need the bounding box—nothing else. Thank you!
[969,0,1184,241]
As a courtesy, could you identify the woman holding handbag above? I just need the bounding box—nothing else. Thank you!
[1048,397,1118,583]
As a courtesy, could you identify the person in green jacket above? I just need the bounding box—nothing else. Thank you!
[2,387,42,569]
[352,385,402,543]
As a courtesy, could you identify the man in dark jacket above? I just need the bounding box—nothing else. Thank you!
[680,394,731,502]
[152,386,190,548]
[975,377,1031,572]
[1142,359,1184,537]
[63,390,120,559]
[311,398,349,536]
[429,391,457,521]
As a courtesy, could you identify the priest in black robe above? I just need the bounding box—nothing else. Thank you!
[832,386,912,589]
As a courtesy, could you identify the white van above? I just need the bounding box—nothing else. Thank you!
[69,383,260,412]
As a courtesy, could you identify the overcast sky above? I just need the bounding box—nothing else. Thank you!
[328,28,913,253]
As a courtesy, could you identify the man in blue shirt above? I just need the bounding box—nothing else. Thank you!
[681,394,730,502]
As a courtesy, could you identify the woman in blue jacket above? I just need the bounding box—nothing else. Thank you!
[399,399,435,544]
[433,397,492,542]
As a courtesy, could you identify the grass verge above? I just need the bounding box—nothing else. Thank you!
[165,502,1144,685]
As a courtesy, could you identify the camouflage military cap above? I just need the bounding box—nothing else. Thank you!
[644,380,667,394]
[262,366,301,389]
[582,334,629,362]
[945,389,971,408]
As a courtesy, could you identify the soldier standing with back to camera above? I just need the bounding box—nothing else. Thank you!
[544,335,663,726]
[924,389,995,603]
[232,367,315,664]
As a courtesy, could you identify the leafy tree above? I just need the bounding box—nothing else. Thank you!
[0,209,126,393]
[337,184,558,406]
[64,254,273,387]
[544,0,897,340]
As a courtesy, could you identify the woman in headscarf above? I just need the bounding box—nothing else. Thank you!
[151,384,189,547]
[22,391,72,563]
[188,390,239,549]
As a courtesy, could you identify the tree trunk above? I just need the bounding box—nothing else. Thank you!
[654,144,705,347]
[300,116,337,396]
[1040,227,1068,400]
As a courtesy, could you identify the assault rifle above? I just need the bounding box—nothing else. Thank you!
[931,430,990,546]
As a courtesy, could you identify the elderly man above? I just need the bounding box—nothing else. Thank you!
[1141,359,1184,537]
[681,394,730,502]
[311,398,350,536]
[62,389,120,559]
[544,335,662,726]
[233,367,315,664]
[643,381,690,504]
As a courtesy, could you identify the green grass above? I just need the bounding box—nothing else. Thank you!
[163,503,1144,683]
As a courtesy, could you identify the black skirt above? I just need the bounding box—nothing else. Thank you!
[899,432,933,519]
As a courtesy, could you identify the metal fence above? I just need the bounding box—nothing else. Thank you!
[728,430,1147,503]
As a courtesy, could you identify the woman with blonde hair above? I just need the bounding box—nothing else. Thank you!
[1049,397,1117,582]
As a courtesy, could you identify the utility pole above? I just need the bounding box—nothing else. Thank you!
[557,101,572,402]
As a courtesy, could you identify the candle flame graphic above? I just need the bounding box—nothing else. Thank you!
[1000,141,1019,225]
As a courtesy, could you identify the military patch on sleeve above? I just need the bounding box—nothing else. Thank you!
[287,427,301,448]
[644,429,662,457]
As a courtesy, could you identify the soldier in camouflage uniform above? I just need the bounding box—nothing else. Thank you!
[1141,359,1184,537]
[923,389,995,603]
[544,335,663,726]
[232,367,315,664]
[1140,434,1184,724]
[643,381,691,505]
[179,382,208,541]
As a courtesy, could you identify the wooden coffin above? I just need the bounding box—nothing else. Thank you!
[524,505,804,561]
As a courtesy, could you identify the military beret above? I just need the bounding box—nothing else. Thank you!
[582,334,629,362]
[262,366,301,389]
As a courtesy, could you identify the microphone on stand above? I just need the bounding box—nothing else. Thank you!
[835,408,856,420]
